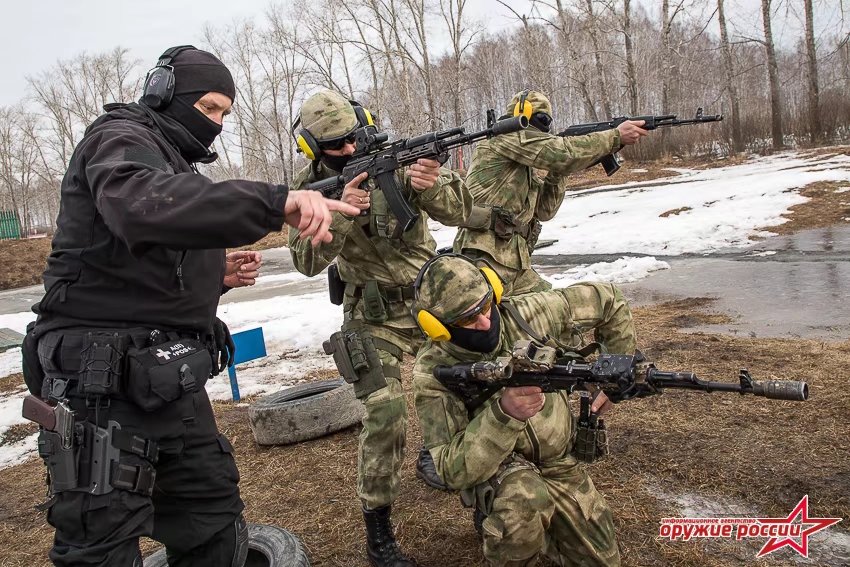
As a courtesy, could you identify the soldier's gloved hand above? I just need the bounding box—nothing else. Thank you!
[407,158,441,191]
[213,317,236,373]
[499,386,545,421]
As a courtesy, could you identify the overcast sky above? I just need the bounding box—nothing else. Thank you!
[1,0,842,107]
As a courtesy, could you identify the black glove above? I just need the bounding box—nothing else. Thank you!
[212,317,236,374]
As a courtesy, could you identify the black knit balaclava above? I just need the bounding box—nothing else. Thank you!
[159,49,236,149]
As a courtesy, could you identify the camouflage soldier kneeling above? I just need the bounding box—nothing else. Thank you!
[412,254,637,566]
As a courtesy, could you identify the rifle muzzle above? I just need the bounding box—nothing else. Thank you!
[753,380,809,401]
[491,115,528,136]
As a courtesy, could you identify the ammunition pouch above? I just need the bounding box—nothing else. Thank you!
[328,264,345,306]
[466,206,542,248]
[571,395,609,463]
[22,321,45,396]
[525,218,542,251]
[78,332,128,396]
[361,280,387,324]
[323,324,387,399]
[491,207,519,239]
[125,338,211,412]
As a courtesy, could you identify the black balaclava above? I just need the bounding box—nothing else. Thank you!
[449,306,502,353]
[157,49,235,155]
[320,153,351,173]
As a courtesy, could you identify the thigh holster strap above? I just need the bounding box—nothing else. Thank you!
[111,461,156,496]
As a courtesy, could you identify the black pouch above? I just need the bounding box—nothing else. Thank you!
[78,332,127,396]
[328,264,345,306]
[362,280,387,324]
[125,338,212,411]
[22,321,45,396]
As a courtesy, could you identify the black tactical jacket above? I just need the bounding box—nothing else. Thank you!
[34,103,287,336]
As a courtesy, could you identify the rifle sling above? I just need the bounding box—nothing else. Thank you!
[500,300,551,344]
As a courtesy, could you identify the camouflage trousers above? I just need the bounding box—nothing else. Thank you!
[349,321,423,510]
[480,456,620,567]
[460,248,551,297]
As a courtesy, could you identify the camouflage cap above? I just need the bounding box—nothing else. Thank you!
[506,90,553,117]
[299,90,358,141]
[416,255,491,322]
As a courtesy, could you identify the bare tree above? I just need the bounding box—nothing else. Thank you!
[761,0,784,149]
[718,0,744,152]
[804,0,822,143]
[622,0,639,115]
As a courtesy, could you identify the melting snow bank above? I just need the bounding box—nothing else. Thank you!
[542,256,670,287]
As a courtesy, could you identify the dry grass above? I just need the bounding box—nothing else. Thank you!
[757,181,850,235]
[0,238,51,290]
[1,298,846,566]
[0,373,26,396]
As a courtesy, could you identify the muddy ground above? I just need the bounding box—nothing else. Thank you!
[0,298,847,567]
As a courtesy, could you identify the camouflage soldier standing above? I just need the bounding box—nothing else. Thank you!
[412,254,637,566]
[288,91,472,566]
[455,90,648,296]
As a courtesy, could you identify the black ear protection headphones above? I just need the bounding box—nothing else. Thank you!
[141,45,197,110]
[513,89,553,133]
[293,99,375,161]
[412,253,504,341]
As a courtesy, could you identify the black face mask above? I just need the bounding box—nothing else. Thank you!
[161,94,223,149]
[449,307,502,353]
[320,153,351,173]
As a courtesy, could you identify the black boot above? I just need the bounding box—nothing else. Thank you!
[363,505,417,567]
[416,446,449,491]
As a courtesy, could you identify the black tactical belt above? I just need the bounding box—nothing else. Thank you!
[348,283,416,303]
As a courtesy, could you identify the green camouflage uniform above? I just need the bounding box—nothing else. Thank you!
[454,91,622,296]
[412,257,636,566]
[289,92,472,510]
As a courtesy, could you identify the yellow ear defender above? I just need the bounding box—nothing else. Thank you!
[293,99,374,162]
[513,90,533,120]
[413,254,504,341]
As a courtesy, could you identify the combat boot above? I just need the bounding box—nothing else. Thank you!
[363,504,417,567]
[415,446,450,491]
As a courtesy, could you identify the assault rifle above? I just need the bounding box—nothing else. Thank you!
[303,113,529,234]
[558,107,723,176]
[433,340,808,412]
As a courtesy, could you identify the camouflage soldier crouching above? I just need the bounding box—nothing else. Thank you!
[454,90,648,296]
[288,91,473,566]
[412,254,637,566]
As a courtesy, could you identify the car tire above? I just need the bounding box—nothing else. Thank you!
[143,523,309,566]
[248,379,364,446]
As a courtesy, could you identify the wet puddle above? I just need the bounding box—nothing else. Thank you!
[536,226,850,341]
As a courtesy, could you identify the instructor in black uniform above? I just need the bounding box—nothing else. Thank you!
[23,46,359,566]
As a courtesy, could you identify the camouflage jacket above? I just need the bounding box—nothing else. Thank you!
[454,128,620,270]
[289,160,472,328]
[412,283,636,489]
